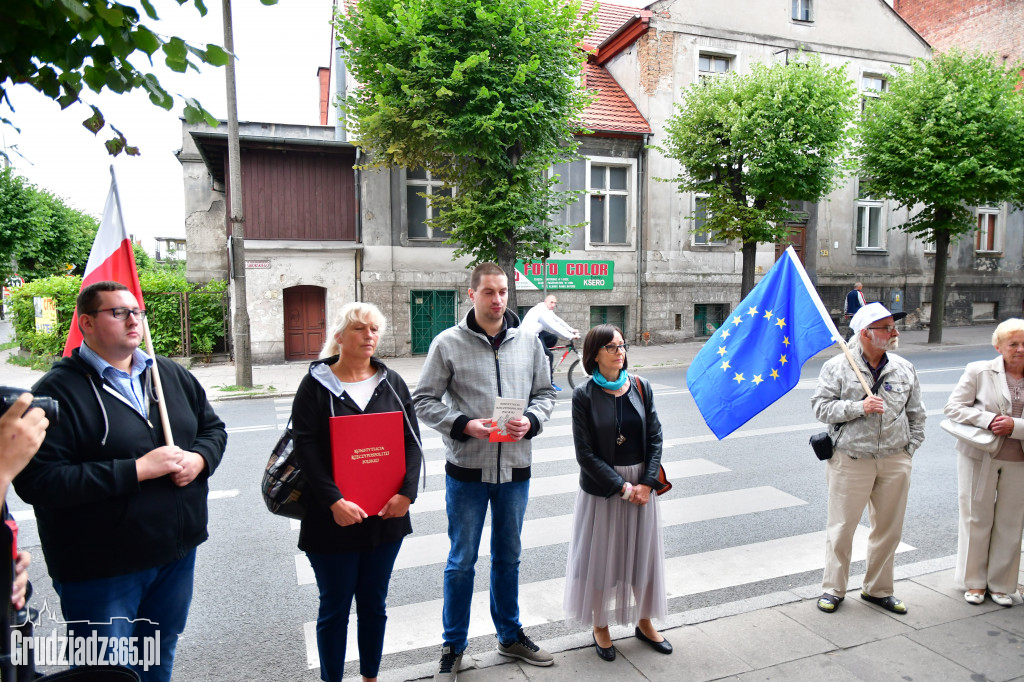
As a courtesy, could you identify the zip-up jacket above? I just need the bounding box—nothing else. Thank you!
[292,356,422,553]
[572,374,665,497]
[811,337,926,458]
[412,309,556,483]
[13,350,226,582]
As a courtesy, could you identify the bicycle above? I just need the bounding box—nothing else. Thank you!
[550,338,589,389]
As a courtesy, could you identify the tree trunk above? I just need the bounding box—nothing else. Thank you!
[927,227,951,344]
[496,231,518,316]
[740,240,757,298]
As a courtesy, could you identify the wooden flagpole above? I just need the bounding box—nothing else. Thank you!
[143,317,174,447]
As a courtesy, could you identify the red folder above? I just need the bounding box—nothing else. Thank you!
[329,411,406,516]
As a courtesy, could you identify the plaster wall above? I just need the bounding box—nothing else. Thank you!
[242,240,358,363]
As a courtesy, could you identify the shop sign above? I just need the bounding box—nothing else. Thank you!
[514,259,614,290]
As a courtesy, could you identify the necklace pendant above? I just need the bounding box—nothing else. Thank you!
[616,434,626,446]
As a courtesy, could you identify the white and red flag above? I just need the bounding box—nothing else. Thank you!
[63,168,145,356]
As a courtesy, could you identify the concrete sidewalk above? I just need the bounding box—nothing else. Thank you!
[400,560,1024,682]
[0,319,999,401]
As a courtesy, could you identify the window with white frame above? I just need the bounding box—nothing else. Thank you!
[587,161,633,245]
[698,53,731,80]
[860,74,887,115]
[855,180,885,250]
[975,207,1000,253]
[792,0,813,22]
[406,169,452,240]
[692,196,726,245]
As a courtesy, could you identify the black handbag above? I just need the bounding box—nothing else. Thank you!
[811,375,884,462]
[810,429,837,461]
[261,418,308,519]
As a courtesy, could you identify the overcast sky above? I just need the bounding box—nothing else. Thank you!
[2,0,652,253]
[3,0,334,250]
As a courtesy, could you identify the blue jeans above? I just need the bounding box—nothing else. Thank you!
[52,549,196,682]
[443,476,529,652]
[307,539,403,681]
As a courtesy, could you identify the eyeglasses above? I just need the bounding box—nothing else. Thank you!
[86,307,147,321]
[866,325,897,334]
[602,343,629,354]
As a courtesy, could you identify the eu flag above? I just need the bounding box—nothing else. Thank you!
[686,247,840,439]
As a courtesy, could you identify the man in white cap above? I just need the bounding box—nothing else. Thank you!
[810,302,926,615]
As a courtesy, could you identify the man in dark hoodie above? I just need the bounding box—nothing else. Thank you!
[14,281,226,682]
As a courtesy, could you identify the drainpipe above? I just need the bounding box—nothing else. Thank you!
[334,34,347,142]
[355,147,362,302]
[635,133,648,343]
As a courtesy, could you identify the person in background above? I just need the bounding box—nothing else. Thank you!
[845,282,866,320]
[292,302,422,682]
[0,393,48,610]
[519,294,579,391]
[811,302,925,615]
[944,318,1024,607]
[413,263,556,681]
[14,281,227,682]
[563,324,670,662]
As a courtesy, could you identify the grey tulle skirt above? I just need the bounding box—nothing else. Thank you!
[563,463,668,628]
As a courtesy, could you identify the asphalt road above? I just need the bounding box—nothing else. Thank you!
[6,340,992,680]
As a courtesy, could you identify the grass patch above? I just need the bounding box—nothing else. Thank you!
[0,340,18,351]
[6,353,54,371]
[213,384,275,392]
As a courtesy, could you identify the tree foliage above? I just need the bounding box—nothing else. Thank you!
[857,50,1024,343]
[657,54,857,296]
[335,0,593,307]
[0,167,99,281]
[0,0,275,157]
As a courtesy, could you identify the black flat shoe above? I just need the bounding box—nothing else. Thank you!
[593,632,616,661]
[634,626,673,654]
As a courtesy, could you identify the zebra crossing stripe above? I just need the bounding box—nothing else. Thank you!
[294,484,803,584]
[410,458,728,514]
[303,525,913,664]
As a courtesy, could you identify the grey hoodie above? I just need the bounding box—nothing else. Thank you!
[811,336,926,458]
[412,309,556,483]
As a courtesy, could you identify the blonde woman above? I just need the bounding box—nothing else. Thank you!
[292,302,422,681]
[945,318,1024,607]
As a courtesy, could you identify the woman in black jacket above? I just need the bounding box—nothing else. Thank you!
[292,302,422,682]
[563,324,671,662]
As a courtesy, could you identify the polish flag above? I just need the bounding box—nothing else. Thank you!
[62,170,145,356]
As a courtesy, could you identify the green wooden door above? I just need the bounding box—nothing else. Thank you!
[410,290,458,354]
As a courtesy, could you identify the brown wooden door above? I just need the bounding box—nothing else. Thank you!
[283,286,326,360]
[775,224,806,263]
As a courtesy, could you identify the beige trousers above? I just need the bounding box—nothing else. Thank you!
[822,451,913,598]
[954,452,1024,594]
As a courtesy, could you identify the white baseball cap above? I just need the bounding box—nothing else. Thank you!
[849,302,907,334]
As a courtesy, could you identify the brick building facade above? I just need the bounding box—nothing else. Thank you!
[893,0,1023,61]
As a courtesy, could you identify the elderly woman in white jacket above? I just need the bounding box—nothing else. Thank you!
[944,318,1024,607]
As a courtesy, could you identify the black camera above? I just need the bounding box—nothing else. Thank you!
[0,387,58,425]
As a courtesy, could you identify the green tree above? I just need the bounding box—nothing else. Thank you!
[0,167,98,281]
[335,0,593,310]
[657,54,857,297]
[0,0,276,157]
[857,50,1024,343]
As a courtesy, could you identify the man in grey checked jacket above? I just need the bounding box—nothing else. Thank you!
[413,263,556,681]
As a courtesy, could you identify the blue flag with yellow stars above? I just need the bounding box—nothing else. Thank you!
[686,247,840,439]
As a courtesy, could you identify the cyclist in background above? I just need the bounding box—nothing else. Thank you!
[520,295,580,391]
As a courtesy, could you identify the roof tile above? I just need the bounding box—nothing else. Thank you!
[581,62,651,135]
